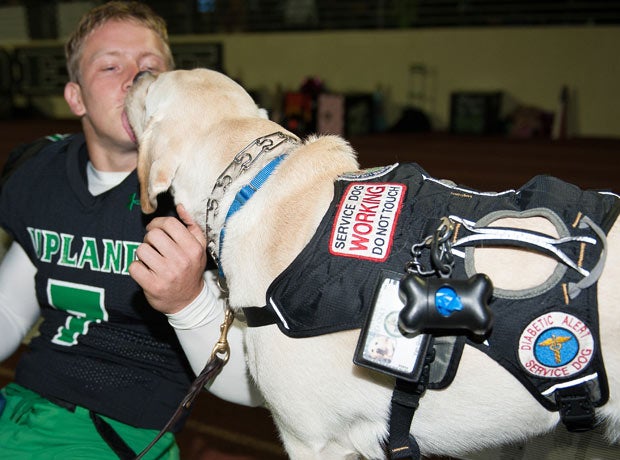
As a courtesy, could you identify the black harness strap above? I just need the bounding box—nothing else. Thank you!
[387,344,435,460]
[388,380,422,460]
[244,305,278,327]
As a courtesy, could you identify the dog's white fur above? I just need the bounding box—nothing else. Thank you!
[125,69,620,459]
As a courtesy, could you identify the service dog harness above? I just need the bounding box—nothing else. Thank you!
[206,134,620,459]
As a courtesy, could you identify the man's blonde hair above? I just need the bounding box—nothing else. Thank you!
[65,1,174,83]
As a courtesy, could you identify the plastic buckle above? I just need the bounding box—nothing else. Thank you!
[556,385,596,432]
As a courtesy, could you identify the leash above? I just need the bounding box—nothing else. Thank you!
[134,307,235,460]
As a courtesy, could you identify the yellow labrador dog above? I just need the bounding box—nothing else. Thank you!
[125,68,620,459]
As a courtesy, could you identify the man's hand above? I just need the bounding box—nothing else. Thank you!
[130,204,207,314]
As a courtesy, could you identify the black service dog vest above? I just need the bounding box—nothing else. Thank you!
[244,162,620,414]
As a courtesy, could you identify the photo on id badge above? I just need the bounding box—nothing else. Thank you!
[355,270,431,382]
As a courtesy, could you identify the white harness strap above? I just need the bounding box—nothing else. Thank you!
[449,214,608,299]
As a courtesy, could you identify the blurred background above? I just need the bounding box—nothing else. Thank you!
[1,2,620,459]
[0,0,619,139]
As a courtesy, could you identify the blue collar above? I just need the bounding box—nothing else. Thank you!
[218,154,288,278]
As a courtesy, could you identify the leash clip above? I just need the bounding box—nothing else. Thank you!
[431,217,455,278]
[407,217,455,278]
[210,306,235,364]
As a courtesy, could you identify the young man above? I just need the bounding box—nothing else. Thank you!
[0,2,259,458]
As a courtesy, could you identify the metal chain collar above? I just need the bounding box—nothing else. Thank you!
[205,131,299,266]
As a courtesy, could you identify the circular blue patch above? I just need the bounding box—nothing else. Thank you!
[435,286,462,317]
[534,327,578,367]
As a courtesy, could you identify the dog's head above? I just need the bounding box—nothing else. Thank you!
[367,335,395,361]
[124,68,269,215]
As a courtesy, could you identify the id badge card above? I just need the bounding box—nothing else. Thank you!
[354,270,431,382]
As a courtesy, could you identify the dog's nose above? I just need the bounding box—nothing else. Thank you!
[133,71,152,83]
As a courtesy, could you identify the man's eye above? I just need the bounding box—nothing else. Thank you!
[142,66,162,74]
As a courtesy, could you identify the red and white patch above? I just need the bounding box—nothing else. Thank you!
[329,182,406,262]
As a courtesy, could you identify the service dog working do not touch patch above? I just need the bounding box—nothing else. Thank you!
[330,165,406,262]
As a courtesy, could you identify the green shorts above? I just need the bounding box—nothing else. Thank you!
[0,383,179,459]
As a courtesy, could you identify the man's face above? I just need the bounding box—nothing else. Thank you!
[65,20,170,155]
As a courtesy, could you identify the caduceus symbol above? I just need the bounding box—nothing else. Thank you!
[538,334,572,364]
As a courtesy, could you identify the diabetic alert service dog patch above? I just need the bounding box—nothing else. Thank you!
[518,312,594,379]
[329,181,406,262]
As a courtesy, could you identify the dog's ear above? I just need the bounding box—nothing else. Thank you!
[137,121,181,214]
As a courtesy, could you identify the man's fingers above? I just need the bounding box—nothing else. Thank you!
[134,236,165,268]
[130,211,208,314]
[139,214,206,277]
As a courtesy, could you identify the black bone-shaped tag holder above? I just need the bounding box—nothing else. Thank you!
[398,273,494,339]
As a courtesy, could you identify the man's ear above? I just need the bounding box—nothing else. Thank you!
[64,82,86,117]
